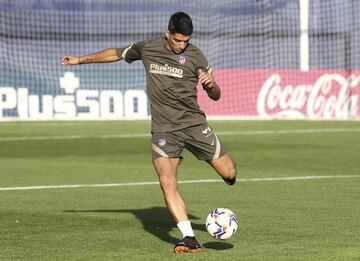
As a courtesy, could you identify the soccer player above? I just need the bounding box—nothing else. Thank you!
[62,12,237,253]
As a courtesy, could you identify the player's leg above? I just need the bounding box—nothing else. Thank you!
[152,157,187,223]
[207,153,237,185]
[152,133,202,253]
[184,124,237,185]
[152,157,202,253]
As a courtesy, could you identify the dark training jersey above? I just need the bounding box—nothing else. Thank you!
[120,36,211,132]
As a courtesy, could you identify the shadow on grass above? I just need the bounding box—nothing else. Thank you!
[63,206,207,245]
[202,241,234,250]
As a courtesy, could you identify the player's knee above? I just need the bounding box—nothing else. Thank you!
[228,157,237,178]
[159,175,177,191]
[225,160,237,185]
[229,166,237,180]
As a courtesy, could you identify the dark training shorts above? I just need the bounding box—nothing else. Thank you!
[151,123,227,161]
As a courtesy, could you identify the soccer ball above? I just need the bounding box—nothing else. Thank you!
[205,208,238,240]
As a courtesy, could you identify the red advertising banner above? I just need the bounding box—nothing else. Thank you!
[198,70,360,119]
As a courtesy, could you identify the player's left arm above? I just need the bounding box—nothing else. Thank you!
[198,69,221,101]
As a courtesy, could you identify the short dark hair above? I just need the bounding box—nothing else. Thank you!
[168,12,193,35]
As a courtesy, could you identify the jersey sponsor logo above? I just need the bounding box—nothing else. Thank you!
[149,63,183,78]
[179,54,186,64]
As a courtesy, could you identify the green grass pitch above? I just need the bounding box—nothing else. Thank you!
[0,120,359,260]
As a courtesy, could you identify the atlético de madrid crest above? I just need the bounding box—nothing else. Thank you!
[158,138,166,146]
[179,54,186,64]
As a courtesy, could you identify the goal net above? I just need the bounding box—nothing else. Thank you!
[0,0,359,120]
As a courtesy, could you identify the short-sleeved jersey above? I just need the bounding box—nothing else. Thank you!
[121,36,211,132]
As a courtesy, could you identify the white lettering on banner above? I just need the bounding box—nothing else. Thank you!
[76,90,100,119]
[257,74,360,119]
[17,88,29,119]
[0,72,148,119]
[0,87,16,117]
[60,72,80,94]
[29,95,54,119]
[124,90,148,118]
[53,95,76,119]
[100,90,123,118]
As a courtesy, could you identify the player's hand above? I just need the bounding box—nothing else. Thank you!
[61,55,80,65]
[198,69,215,89]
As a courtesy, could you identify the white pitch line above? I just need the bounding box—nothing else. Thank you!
[0,175,359,192]
[218,127,360,136]
[0,133,150,141]
[1,128,360,142]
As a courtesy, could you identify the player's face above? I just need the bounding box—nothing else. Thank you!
[166,32,191,54]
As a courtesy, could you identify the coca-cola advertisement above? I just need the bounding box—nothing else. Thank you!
[198,70,360,119]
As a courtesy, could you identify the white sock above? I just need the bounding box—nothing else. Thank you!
[177,220,195,238]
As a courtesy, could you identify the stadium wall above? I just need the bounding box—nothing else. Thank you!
[0,0,359,120]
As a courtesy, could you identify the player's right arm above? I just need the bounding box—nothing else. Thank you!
[61,48,124,65]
